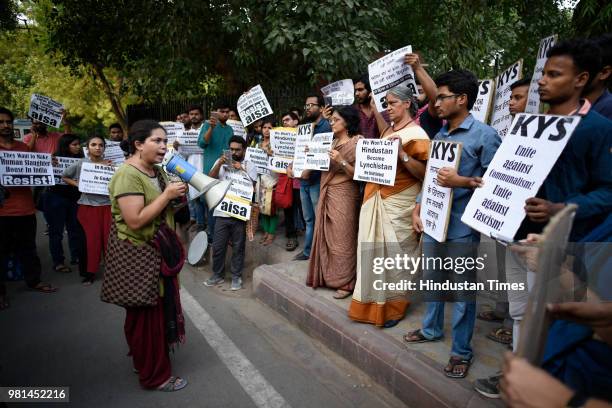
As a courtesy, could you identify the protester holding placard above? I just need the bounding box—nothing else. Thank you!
[62,136,113,285]
[256,119,279,246]
[405,70,501,379]
[585,34,612,119]
[280,111,303,251]
[0,107,57,310]
[205,136,257,291]
[508,78,531,116]
[348,84,430,328]
[353,74,389,139]
[404,53,444,139]
[46,134,85,275]
[292,94,332,261]
[108,123,124,142]
[198,102,233,238]
[107,119,188,392]
[307,106,361,299]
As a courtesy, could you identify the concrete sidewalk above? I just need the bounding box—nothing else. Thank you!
[253,261,507,408]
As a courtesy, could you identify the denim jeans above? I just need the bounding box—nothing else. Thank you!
[189,196,207,227]
[300,182,320,257]
[420,233,478,360]
[44,191,83,267]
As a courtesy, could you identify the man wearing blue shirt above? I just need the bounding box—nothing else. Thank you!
[585,34,612,120]
[293,94,331,261]
[199,102,233,238]
[405,70,501,379]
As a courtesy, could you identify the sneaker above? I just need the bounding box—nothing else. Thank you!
[293,252,309,261]
[230,277,242,291]
[474,374,501,399]
[204,276,225,287]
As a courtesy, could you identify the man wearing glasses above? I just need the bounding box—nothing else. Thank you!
[293,94,331,261]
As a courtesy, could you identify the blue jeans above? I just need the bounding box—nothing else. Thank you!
[44,191,83,267]
[420,233,478,360]
[189,196,207,227]
[300,182,320,257]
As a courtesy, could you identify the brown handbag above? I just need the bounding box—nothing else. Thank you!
[100,221,161,307]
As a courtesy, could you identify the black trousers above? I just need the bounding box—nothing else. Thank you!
[0,215,42,294]
[212,216,246,280]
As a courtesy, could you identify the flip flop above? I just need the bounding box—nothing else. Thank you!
[157,376,188,392]
[403,329,441,343]
[54,264,72,273]
[30,282,58,293]
[332,289,352,299]
[444,356,472,378]
[477,310,505,322]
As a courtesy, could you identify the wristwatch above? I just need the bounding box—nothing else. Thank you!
[402,154,410,163]
[341,160,348,167]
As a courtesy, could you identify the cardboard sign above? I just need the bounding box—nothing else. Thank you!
[471,79,496,123]
[304,132,333,171]
[461,113,581,240]
[0,151,54,186]
[28,94,64,128]
[160,121,185,142]
[421,141,463,242]
[178,129,204,156]
[321,79,355,106]
[237,85,273,127]
[13,119,32,141]
[353,138,399,186]
[292,123,313,178]
[368,45,418,112]
[525,35,557,114]
[268,155,294,174]
[490,60,523,138]
[214,167,254,221]
[103,141,125,164]
[245,147,270,175]
[227,119,247,140]
[53,157,80,185]
[78,162,115,196]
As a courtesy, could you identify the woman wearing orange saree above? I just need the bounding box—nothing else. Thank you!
[348,85,430,327]
[307,106,362,299]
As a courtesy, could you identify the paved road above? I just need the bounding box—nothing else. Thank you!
[0,217,406,408]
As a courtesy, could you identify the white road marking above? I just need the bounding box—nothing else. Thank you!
[180,287,291,408]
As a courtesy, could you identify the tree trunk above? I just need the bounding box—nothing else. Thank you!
[92,64,128,131]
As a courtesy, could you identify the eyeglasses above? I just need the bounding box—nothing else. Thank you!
[435,94,462,102]
[304,103,320,109]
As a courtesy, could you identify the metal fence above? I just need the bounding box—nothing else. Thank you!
[126,87,311,126]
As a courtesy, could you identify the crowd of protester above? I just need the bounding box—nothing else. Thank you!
[0,34,611,404]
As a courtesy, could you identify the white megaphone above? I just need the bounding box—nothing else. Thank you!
[163,153,232,210]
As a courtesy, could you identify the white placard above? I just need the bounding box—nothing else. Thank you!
[0,151,54,186]
[160,121,185,142]
[227,119,247,140]
[53,157,80,185]
[13,119,32,141]
[490,60,523,138]
[178,129,203,156]
[461,113,581,240]
[304,132,333,171]
[525,35,557,114]
[78,162,115,196]
[28,94,64,128]
[245,147,270,175]
[293,123,313,178]
[268,155,294,174]
[321,79,355,106]
[421,141,463,242]
[214,168,254,221]
[103,141,125,164]
[353,139,399,186]
[471,79,496,124]
[237,85,273,127]
[368,45,418,112]
[270,127,297,158]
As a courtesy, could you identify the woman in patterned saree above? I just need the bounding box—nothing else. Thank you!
[348,85,430,328]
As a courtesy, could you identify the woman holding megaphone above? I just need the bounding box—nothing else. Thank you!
[103,120,188,392]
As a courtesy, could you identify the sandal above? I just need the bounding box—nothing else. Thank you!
[263,235,276,246]
[444,356,472,378]
[54,264,71,273]
[477,310,505,322]
[486,327,513,345]
[259,233,269,244]
[30,282,58,293]
[332,289,352,299]
[403,329,441,343]
[285,238,298,252]
[157,376,188,392]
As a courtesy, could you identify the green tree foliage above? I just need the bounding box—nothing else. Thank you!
[572,0,611,37]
